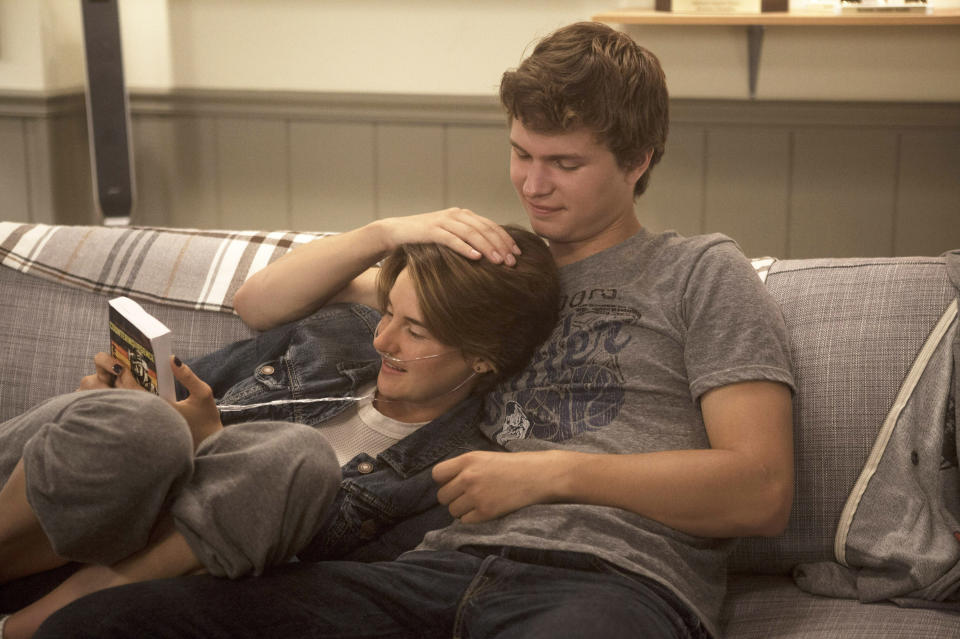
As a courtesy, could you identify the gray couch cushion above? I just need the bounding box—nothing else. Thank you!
[723,574,960,638]
[0,266,255,422]
[730,257,957,575]
[0,222,329,312]
[0,223,336,420]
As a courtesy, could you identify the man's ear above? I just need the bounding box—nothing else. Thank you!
[626,148,654,185]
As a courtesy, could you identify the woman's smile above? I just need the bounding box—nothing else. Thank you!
[380,358,407,374]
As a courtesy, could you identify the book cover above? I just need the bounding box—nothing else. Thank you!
[108,296,174,402]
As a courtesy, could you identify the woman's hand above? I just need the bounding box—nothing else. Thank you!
[77,352,145,391]
[432,450,563,523]
[168,356,223,449]
[77,354,222,448]
[376,208,522,266]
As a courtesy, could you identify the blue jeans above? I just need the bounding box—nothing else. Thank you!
[36,547,708,639]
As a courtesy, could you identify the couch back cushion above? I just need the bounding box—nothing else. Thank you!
[730,256,956,574]
[0,223,327,421]
[0,267,258,422]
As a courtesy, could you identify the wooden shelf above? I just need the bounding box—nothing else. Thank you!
[593,9,960,98]
[592,9,960,26]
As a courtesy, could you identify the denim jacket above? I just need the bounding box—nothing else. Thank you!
[184,303,499,562]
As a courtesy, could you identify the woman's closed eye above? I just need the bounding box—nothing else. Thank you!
[407,326,428,340]
[382,308,431,341]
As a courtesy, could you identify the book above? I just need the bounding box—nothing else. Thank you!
[840,0,927,12]
[655,0,787,12]
[108,296,174,402]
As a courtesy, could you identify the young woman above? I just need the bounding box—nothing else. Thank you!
[0,225,560,639]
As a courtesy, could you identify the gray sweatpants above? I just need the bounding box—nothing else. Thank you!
[0,389,340,578]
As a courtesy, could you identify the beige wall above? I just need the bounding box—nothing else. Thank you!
[2,0,959,100]
[0,0,957,258]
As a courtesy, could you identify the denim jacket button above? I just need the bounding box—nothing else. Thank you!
[259,365,275,376]
[357,461,375,474]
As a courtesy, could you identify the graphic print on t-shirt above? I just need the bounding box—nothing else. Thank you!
[488,289,639,444]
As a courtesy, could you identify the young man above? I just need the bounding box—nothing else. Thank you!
[34,21,794,639]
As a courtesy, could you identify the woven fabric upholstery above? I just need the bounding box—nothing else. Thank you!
[0,265,255,423]
[723,575,960,639]
[730,257,956,575]
[0,223,329,313]
[0,223,330,420]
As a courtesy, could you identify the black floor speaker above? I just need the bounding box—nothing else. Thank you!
[81,0,135,225]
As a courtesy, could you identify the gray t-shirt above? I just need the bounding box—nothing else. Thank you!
[419,228,795,638]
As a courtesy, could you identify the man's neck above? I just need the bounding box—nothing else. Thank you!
[549,216,643,267]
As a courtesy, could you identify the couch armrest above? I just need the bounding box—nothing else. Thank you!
[731,255,958,575]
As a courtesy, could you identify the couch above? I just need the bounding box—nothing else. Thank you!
[1,222,958,638]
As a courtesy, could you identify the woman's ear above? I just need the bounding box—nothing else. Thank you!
[471,358,496,375]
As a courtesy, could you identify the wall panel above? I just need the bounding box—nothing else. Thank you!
[445,124,524,226]
[0,118,31,223]
[47,115,94,225]
[639,125,706,238]
[376,123,445,220]
[895,130,960,257]
[290,121,377,232]
[703,128,791,259]
[216,118,289,230]
[2,91,957,261]
[23,119,60,224]
[133,115,219,229]
[789,130,899,258]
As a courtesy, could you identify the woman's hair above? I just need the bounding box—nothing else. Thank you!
[499,21,669,198]
[376,226,560,395]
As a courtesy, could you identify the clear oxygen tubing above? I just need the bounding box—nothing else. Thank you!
[215,349,476,413]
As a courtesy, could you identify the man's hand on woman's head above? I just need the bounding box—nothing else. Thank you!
[377,208,522,267]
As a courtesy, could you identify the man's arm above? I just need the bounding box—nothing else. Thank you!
[434,380,794,538]
[232,208,521,331]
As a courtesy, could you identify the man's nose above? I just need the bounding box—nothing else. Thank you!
[522,163,553,197]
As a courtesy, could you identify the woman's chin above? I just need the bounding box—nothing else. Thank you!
[375,377,405,403]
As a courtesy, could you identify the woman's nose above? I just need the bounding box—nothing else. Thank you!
[373,319,396,352]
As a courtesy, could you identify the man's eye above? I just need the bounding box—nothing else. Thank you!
[407,328,427,340]
[556,161,580,171]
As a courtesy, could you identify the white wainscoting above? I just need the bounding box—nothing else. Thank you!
[2,90,958,258]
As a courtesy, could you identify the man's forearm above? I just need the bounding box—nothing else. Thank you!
[550,447,793,538]
[434,382,794,538]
